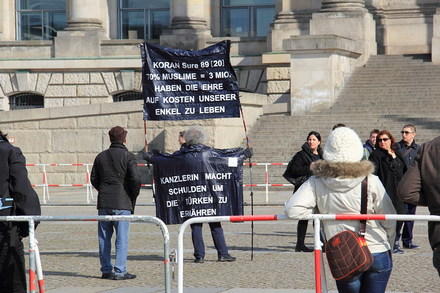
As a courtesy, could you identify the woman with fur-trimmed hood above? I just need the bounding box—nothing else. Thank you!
[285,127,396,293]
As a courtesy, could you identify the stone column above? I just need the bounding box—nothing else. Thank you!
[320,0,367,12]
[0,0,14,41]
[65,0,103,30]
[268,0,320,51]
[310,0,376,64]
[432,8,440,64]
[160,0,212,50]
[269,0,296,52]
[54,0,106,57]
[284,0,376,115]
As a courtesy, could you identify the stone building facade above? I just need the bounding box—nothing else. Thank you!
[1,0,440,185]
[1,1,439,115]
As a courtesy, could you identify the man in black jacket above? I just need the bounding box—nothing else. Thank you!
[91,126,141,280]
[396,124,421,250]
[398,136,440,276]
[0,130,41,293]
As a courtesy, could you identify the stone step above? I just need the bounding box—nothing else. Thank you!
[246,54,440,184]
[343,81,440,86]
[341,93,440,97]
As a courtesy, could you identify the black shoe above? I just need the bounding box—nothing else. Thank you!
[393,247,404,254]
[101,273,114,279]
[113,272,137,280]
[194,257,204,263]
[295,244,314,252]
[403,243,420,249]
[218,254,236,262]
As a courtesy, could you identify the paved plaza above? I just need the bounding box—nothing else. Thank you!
[22,187,439,293]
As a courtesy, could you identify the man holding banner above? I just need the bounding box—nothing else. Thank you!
[140,41,253,262]
[143,126,252,262]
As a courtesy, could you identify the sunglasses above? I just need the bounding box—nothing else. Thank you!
[377,138,389,142]
[401,131,413,135]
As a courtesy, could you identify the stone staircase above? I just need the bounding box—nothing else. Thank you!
[244,54,440,190]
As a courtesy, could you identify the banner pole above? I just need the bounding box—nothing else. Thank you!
[143,119,148,145]
[143,119,156,204]
[240,105,254,261]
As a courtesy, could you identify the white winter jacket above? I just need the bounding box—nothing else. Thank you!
[285,160,396,253]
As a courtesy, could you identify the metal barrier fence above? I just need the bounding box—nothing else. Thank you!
[0,215,170,293]
[26,163,95,204]
[26,162,291,204]
[243,162,290,203]
[177,214,440,293]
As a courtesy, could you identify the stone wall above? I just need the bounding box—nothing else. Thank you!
[0,70,143,111]
[0,93,266,186]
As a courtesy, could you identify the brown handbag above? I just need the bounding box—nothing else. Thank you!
[324,177,374,282]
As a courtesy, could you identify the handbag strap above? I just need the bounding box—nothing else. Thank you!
[359,176,368,236]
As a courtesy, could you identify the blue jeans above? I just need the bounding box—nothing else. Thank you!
[98,209,131,276]
[335,250,393,293]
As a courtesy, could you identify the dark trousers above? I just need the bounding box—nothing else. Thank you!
[191,222,229,259]
[395,221,404,246]
[433,244,440,277]
[395,203,417,245]
[0,227,27,293]
[296,220,309,246]
[402,203,417,245]
[296,220,326,248]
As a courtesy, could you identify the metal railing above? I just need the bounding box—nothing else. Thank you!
[1,215,170,293]
[176,213,440,293]
[26,163,95,204]
[26,162,291,204]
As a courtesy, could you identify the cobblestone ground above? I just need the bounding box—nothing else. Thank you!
[22,188,440,292]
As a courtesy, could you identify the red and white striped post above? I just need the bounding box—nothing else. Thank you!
[28,219,37,293]
[41,165,50,204]
[34,239,45,293]
[264,164,269,202]
[85,164,94,203]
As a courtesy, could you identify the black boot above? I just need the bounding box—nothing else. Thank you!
[295,220,313,252]
[295,243,314,252]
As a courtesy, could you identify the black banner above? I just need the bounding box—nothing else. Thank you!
[140,41,240,121]
[148,146,245,225]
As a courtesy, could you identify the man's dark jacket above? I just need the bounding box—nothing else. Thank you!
[397,140,420,169]
[397,136,440,249]
[91,142,141,213]
[0,139,41,236]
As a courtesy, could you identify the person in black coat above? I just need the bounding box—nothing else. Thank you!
[369,130,406,254]
[396,124,421,249]
[284,131,323,252]
[91,126,141,280]
[144,126,252,263]
[0,130,41,293]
